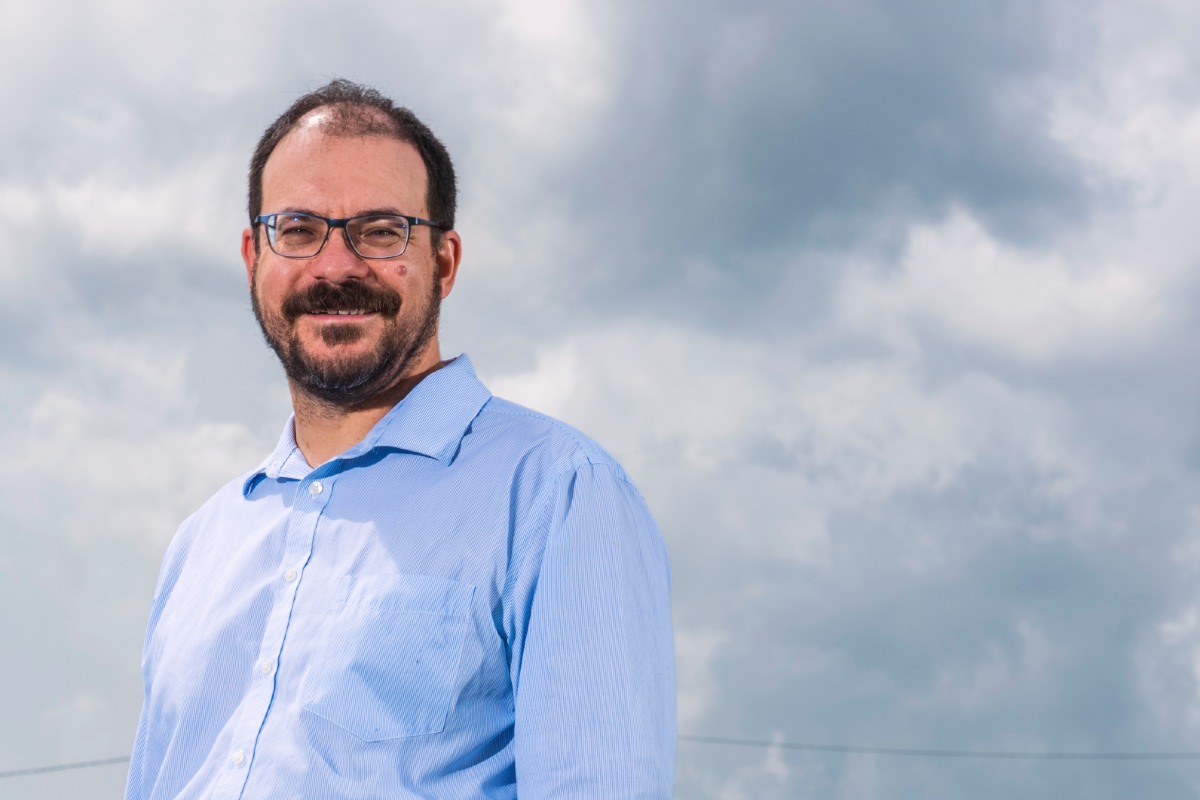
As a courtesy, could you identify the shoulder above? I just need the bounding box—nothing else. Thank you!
[465,395,633,483]
[191,467,264,522]
[162,468,261,561]
[146,467,259,612]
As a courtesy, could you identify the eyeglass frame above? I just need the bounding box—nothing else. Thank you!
[254,211,445,260]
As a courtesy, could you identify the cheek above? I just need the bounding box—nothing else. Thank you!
[253,270,291,311]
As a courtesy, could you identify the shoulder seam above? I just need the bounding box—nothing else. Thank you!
[583,459,637,487]
[482,404,607,467]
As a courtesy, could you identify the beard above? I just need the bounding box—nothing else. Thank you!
[251,271,441,409]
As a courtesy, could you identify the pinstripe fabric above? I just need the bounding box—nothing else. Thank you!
[124,355,675,799]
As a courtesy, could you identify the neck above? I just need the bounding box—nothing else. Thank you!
[289,354,446,468]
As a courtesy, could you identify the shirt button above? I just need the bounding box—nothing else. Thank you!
[284,568,298,583]
[309,481,324,496]
[258,660,273,676]
[231,749,246,767]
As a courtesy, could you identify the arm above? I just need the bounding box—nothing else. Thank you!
[124,516,194,800]
[124,695,150,800]
[513,463,675,798]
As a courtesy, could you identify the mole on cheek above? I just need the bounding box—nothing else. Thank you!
[392,264,408,277]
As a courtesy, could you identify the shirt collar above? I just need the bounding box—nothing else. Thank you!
[242,354,491,496]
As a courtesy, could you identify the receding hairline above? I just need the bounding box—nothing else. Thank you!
[247,81,458,235]
[294,102,406,140]
[272,105,426,163]
[267,105,431,184]
[259,106,434,225]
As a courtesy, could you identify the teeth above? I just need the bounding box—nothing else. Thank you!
[312,309,367,315]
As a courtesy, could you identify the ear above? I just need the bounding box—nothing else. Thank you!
[241,226,258,288]
[435,229,463,299]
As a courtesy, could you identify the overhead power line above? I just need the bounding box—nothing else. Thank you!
[8,735,1200,780]
[0,756,130,780]
[680,735,1200,761]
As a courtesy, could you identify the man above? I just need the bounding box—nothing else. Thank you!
[125,80,675,799]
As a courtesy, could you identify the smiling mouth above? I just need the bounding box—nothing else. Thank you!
[282,281,402,322]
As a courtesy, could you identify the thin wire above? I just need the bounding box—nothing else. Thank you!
[679,735,1200,761]
[0,756,130,780]
[7,735,1200,779]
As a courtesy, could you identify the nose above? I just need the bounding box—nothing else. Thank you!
[307,225,370,282]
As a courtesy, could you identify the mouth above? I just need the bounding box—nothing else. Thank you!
[282,281,402,323]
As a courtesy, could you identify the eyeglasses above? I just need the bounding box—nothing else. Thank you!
[255,212,444,259]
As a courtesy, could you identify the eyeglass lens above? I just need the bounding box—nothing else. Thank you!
[268,213,411,258]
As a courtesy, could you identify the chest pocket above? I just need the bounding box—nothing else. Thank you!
[302,573,476,741]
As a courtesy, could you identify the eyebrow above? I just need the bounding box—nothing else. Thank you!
[273,207,411,218]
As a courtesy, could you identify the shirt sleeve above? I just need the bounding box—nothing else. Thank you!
[124,695,150,800]
[512,462,676,798]
[124,516,194,800]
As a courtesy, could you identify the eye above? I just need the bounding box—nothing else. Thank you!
[355,217,407,246]
[363,228,400,241]
[275,215,321,243]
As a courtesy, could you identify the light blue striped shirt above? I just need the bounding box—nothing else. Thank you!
[125,355,675,799]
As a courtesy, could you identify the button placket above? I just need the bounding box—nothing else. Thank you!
[211,471,340,798]
[284,477,331,590]
[224,470,340,797]
[228,474,331,793]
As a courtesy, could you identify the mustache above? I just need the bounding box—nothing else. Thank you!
[281,281,402,320]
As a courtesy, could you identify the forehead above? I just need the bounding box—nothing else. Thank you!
[262,118,428,215]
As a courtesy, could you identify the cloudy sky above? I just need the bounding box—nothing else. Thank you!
[4,1,1200,797]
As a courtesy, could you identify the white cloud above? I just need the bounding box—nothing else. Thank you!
[478,0,612,152]
[2,339,267,555]
[674,627,727,731]
[488,324,1000,506]
[839,210,1166,363]
[488,343,580,419]
[47,151,245,262]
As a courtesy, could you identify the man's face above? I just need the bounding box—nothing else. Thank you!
[243,116,456,407]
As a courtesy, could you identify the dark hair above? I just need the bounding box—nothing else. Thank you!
[247,79,456,250]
